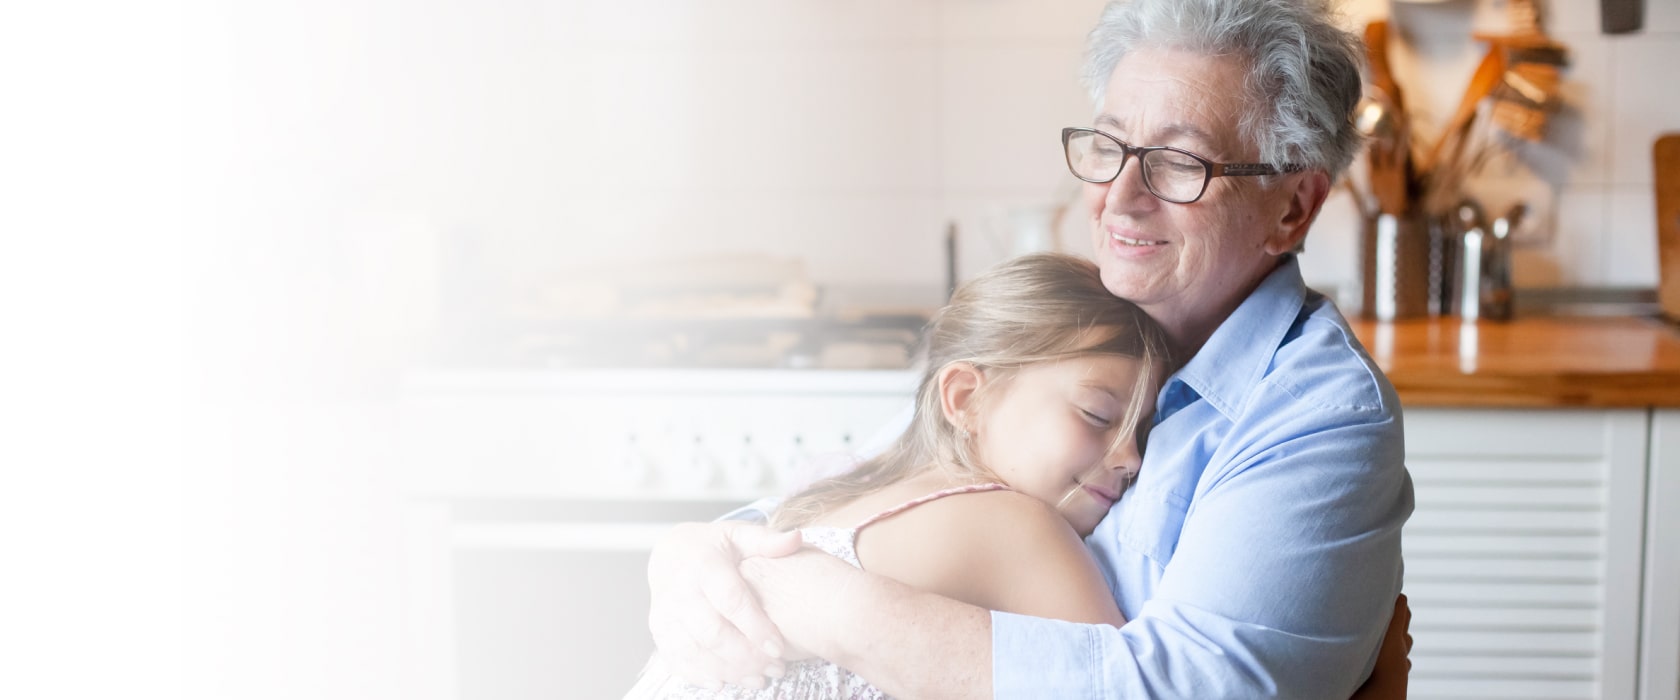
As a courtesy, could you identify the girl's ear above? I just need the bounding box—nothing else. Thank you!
[937,362,985,433]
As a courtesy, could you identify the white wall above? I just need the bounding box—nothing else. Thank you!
[186,0,1680,373]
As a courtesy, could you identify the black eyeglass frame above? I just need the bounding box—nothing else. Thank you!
[1060,127,1298,204]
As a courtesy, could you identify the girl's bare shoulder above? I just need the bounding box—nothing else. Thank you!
[852,487,1123,625]
[858,486,1077,565]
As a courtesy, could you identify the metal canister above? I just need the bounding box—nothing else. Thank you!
[1454,201,1522,323]
[1360,210,1431,321]
[1480,204,1523,321]
[1452,200,1487,321]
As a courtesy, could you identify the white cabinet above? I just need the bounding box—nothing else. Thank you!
[1644,410,1680,700]
[1402,408,1674,700]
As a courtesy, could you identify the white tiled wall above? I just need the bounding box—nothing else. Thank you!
[192,0,1680,345]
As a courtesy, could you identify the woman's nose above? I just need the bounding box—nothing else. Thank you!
[1103,159,1156,210]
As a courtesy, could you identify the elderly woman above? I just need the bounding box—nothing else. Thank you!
[645,0,1414,696]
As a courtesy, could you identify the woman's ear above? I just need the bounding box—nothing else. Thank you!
[1264,169,1331,255]
[936,362,985,433]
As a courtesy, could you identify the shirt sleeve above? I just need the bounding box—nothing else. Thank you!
[993,418,1413,698]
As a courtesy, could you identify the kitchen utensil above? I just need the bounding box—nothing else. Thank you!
[1348,96,1393,219]
[1455,199,1519,323]
[1428,212,1454,316]
[1452,200,1486,319]
[1361,210,1431,321]
[1601,0,1643,34]
[1363,21,1404,114]
[1363,21,1414,216]
[1510,0,1542,30]
[1492,55,1563,142]
[1424,43,1505,211]
[1465,0,1569,143]
[1657,134,1680,322]
[1482,203,1523,321]
[1465,30,1568,144]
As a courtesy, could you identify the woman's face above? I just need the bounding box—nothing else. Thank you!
[1082,48,1304,346]
[972,354,1154,537]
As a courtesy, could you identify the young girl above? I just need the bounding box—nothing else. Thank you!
[629,253,1170,699]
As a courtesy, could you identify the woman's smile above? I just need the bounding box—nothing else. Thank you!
[1108,230,1168,248]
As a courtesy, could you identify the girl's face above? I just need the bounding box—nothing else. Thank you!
[971,354,1155,537]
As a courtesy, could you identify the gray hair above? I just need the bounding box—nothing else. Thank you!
[1082,0,1365,178]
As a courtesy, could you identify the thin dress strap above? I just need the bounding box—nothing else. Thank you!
[853,482,1012,531]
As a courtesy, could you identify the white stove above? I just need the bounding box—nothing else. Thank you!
[397,367,916,699]
[400,368,916,502]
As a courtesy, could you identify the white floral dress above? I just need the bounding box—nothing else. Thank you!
[625,483,1012,700]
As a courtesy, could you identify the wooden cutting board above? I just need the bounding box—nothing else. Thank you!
[1658,134,1680,322]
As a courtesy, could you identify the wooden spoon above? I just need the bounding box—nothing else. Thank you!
[1364,21,1412,215]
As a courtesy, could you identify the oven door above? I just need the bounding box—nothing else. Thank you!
[408,498,748,700]
[398,368,913,700]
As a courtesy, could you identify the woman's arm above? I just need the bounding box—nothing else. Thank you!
[739,489,1124,699]
[644,521,803,689]
[741,550,993,699]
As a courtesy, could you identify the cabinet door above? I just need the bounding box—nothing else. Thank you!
[1643,409,1680,700]
[1402,409,1647,700]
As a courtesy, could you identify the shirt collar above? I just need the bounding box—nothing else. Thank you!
[1165,255,1307,421]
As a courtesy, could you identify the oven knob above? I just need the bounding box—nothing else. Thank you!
[664,435,718,493]
[775,435,814,489]
[723,435,770,492]
[612,433,653,488]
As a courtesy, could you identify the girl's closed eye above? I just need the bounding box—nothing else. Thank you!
[1079,407,1113,428]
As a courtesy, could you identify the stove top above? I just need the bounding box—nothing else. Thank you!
[437,313,928,370]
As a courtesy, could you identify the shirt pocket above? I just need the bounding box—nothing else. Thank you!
[1119,486,1192,568]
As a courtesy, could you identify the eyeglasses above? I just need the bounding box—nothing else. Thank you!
[1061,127,1294,204]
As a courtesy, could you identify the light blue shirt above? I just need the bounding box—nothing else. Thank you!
[992,257,1415,698]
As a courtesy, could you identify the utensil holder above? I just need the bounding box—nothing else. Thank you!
[1359,211,1432,321]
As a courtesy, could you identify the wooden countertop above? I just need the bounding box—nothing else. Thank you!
[1348,316,1680,408]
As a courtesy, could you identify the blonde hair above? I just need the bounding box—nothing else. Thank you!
[769,253,1170,530]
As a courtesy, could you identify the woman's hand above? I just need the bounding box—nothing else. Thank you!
[645,521,802,690]
[739,548,861,662]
